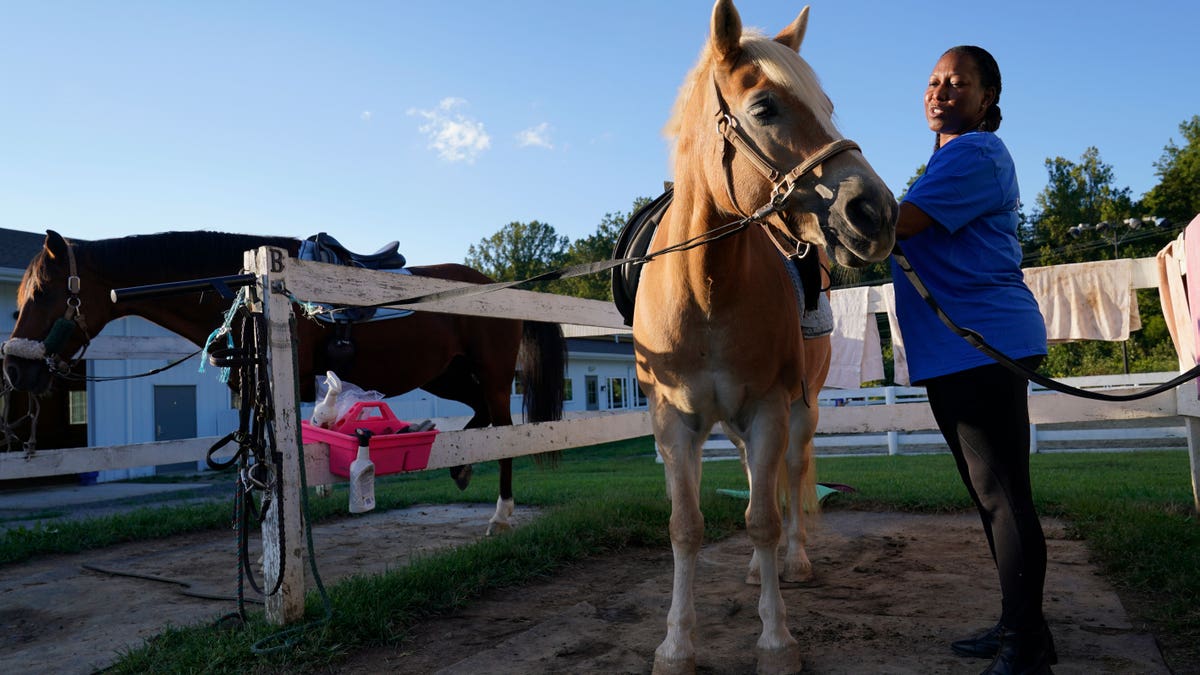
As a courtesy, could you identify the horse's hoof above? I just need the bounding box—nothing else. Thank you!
[450,465,473,491]
[652,654,696,675]
[780,563,814,585]
[485,521,511,537]
[756,643,802,675]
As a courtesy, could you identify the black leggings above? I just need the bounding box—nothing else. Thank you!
[923,357,1046,631]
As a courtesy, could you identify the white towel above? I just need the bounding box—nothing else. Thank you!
[1156,234,1194,370]
[1023,260,1140,343]
[826,287,884,388]
[880,284,911,386]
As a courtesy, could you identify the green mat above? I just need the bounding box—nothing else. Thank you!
[716,483,847,503]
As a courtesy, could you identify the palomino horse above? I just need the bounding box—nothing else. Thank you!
[1,230,565,534]
[634,2,896,673]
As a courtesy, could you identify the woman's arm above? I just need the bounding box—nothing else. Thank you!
[896,201,937,239]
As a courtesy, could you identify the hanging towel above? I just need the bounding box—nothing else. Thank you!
[1184,215,1200,395]
[1023,259,1140,343]
[1157,232,1193,370]
[826,287,884,388]
[880,284,912,386]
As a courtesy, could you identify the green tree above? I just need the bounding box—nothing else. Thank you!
[552,197,653,300]
[1143,115,1200,228]
[1026,147,1134,266]
[465,220,568,286]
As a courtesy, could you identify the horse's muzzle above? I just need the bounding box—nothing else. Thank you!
[2,355,53,395]
[826,174,898,266]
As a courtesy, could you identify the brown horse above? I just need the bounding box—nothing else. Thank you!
[1,230,565,534]
[634,2,896,673]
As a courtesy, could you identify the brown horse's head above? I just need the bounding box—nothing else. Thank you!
[666,1,896,268]
[3,231,111,395]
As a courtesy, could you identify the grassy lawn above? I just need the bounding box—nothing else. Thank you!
[3,440,1196,672]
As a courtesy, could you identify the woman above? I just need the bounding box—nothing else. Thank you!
[889,46,1055,675]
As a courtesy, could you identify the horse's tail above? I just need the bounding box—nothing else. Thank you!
[777,435,821,519]
[519,320,567,466]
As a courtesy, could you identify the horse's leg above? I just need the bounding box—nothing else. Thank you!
[653,405,708,675]
[780,398,817,584]
[487,457,515,536]
[779,333,830,583]
[742,395,801,675]
[484,385,516,536]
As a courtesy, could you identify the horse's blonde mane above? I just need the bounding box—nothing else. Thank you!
[664,29,836,160]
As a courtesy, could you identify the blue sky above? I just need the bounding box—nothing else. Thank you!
[2,1,1197,266]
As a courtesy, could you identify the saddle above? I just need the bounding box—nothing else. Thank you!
[611,186,675,327]
[300,232,407,270]
[610,186,822,327]
[297,232,413,379]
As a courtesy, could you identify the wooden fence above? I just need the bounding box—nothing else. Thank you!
[3,251,1199,625]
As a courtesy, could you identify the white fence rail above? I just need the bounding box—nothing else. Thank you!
[2,252,1199,625]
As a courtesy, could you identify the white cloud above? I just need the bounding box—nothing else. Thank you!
[360,110,373,122]
[408,98,491,163]
[516,122,554,150]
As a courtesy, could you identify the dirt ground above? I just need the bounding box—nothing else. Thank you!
[0,503,1172,675]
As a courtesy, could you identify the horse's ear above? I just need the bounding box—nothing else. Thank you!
[775,5,810,53]
[44,230,69,261]
[710,0,743,63]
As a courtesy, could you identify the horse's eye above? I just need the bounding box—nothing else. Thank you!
[746,97,776,122]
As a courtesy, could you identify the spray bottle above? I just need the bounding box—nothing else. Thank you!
[349,428,376,513]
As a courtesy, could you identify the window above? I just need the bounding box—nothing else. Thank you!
[512,374,525,396]
[68,390,88,425]
[563,378,574,401]
[608,377,626,409]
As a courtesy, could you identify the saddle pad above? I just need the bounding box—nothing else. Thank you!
[610,186,823,328]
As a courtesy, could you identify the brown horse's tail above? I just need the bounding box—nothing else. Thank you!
[519,321,567,465]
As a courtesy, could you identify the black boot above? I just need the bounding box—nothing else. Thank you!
[952,621,1057,663]
[952,622,1004,658]
[979,625,1056,675]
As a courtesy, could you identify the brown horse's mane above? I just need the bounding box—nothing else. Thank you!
[82,231,298,284]
[20,231,299,304]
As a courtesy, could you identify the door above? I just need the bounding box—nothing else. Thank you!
[585,375,599,411]
[154,385,197,472]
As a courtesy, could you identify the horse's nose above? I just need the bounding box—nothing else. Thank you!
[834,176,897,259]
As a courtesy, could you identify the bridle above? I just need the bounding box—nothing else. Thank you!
[0,239,93,377]
[710,71,860,259]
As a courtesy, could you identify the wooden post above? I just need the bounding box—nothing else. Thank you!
[248,247,309,625]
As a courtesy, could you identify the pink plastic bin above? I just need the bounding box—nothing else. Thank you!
[301,401,437,477]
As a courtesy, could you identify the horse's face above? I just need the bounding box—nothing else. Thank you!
[694,1,896,267]
[3,232,107,395]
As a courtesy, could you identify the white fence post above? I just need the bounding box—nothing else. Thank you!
[885,387,900,455]
[1029,383,1040,454]
[250,247,309,625]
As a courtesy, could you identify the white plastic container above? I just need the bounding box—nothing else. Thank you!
[348,428,376,513]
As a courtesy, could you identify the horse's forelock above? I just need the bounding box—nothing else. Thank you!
[665,31,836,150]
[742,37,836,132]
[16,248,51,308]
